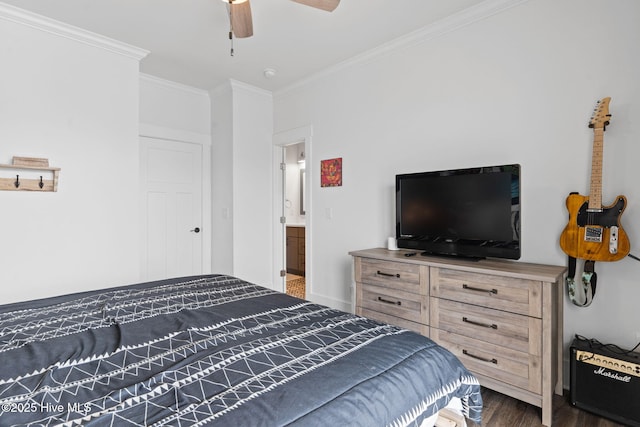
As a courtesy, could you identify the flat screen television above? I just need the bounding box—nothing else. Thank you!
[395,164,521,260]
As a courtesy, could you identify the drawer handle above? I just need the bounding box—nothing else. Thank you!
[377,270,400,278]
[377,296,402,306]
[462,317,497,329]
[463,349,498,364]
[462,284,498,295]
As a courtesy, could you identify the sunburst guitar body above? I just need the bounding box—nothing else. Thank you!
[559,97,630,262]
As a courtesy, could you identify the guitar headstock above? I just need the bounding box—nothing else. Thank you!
[589,97,612,130]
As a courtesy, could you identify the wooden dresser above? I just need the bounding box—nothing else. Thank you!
[350,248,566,427]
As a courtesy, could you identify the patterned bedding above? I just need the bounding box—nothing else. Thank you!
[0,275,482,426]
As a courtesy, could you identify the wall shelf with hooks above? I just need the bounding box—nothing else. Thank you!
[0,157,60,192]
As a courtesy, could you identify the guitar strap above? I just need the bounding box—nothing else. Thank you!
[566,256,597,307]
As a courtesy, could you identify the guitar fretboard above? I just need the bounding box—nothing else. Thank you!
[588,128,604,210]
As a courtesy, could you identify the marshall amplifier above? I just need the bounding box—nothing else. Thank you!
[570,337,640,426]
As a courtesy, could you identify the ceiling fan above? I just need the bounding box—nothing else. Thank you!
[225,0,340,39]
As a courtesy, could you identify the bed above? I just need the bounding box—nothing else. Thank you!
[0,274,482,426]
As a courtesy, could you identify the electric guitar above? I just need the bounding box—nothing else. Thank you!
[559,97,630,262]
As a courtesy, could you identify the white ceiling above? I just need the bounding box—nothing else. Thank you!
[2,0,486,92]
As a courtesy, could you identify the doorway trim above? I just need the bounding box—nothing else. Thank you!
[272,125,312,294]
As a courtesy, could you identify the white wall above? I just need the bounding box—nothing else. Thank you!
[273,0,640,360]
[211,80,274,286]
[211,83,235,275]
[232,83,274,285]
[140,74,211,137]
[0,4,148,304]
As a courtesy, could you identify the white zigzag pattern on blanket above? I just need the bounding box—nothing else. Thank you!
[388,374,481,427]
[1,292,407,427]
[0,276,275,352]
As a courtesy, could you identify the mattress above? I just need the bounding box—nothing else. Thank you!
[0,274,482,426]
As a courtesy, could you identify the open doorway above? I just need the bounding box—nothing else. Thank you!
[284,143,306,299]
[272,125,312,300]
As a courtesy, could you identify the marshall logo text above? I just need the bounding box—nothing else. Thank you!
[594,366,632,383]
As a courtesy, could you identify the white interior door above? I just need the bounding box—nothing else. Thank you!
[140,137,203,281]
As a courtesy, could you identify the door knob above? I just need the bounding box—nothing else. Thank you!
[190,227,201,233]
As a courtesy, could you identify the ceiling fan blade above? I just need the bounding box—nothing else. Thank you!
[290,0,340,12]
[230,0,253,38]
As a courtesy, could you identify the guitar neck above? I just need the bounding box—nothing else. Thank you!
[588,128,604,210]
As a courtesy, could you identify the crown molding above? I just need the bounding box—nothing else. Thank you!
[211,78,274,99]
[229,79,273,99]
[140,73,210,98]
[0,2,148,60]
[276,0,530,96]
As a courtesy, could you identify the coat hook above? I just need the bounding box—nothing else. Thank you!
[39,176,44,189]
[14,175,20,188]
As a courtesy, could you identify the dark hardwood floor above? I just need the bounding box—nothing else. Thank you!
[467,387,626,427]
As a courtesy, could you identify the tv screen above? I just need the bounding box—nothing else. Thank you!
[396,164,520,260]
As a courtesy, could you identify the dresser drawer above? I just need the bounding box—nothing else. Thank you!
[358,258,423,294]
[431,328,542,394]
[358,283,428,325]
[430,298,541,356]
[356,307,429,336]
[430,267,542,317]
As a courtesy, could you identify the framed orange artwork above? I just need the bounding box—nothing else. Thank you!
[320,157,342,187]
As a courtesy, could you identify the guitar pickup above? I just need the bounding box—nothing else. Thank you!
[609,225,619,254]
[584,226,603,243]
